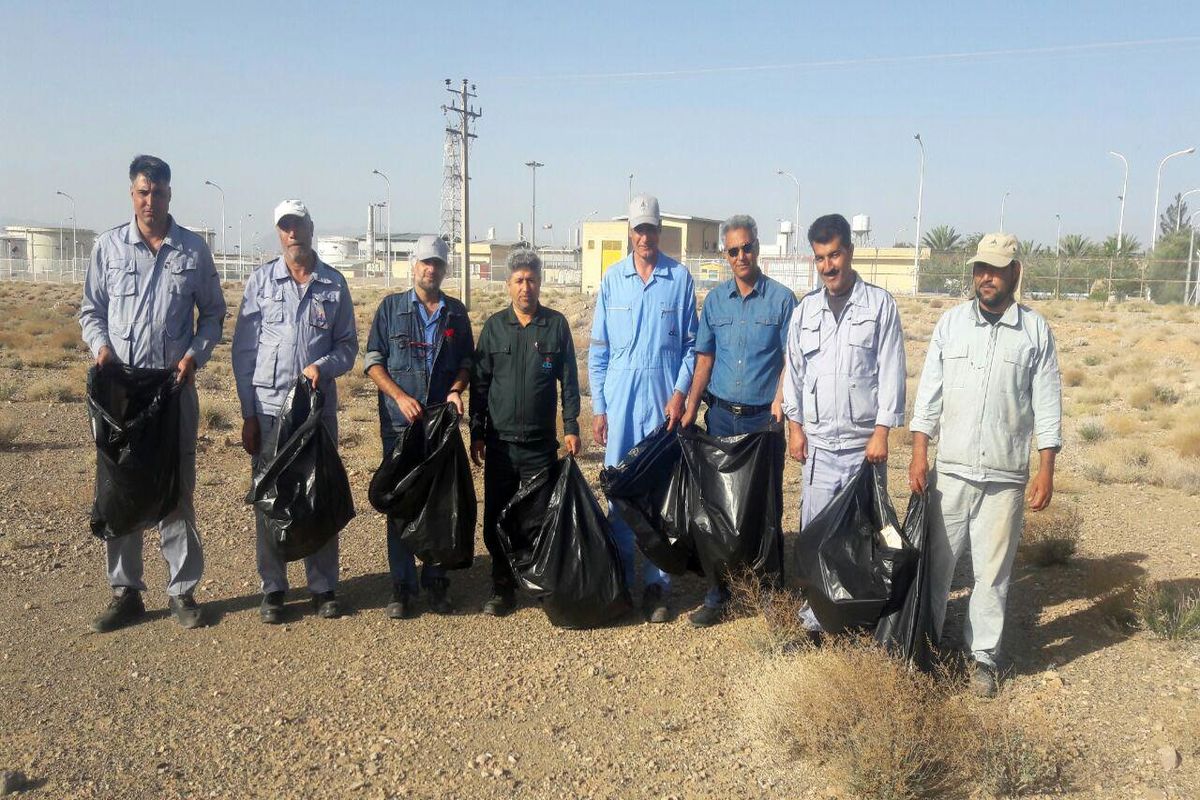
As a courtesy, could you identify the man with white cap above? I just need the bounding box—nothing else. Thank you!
[232,199,359,623]
[364,234,474,619]
[908,232,1062,697]
[588,194,697,623]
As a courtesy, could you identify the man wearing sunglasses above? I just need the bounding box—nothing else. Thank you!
[589,193,698,623]
[680,214,796,627]
[782,213,907,633]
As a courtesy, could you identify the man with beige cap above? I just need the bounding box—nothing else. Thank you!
[908,232,1062,696]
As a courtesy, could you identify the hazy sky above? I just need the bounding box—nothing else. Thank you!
[3,1,1199,252]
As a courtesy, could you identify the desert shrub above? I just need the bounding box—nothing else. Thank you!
[200,401,231,431]
[1154,384,1180,406]
[1103,413,1138,436]
[1076,420,1105,443]
[0,414,18,447]
[728,570,815,655]
[25,377,81,402]
[1061,367,1085,387]
[1125,383,1154,410]
[1135,582,1200,640]
[973,703,1068,797]
[1020,505,1081,567]
[0,379,18,401]
[1173,427,1200,459]
[1082,354,1102,366]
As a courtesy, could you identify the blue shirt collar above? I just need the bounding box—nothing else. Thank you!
[621,252,671,279]
[725,272,766,299]
[270,256,334,284]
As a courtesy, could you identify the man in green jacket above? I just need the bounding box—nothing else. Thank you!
[470,248,582,616]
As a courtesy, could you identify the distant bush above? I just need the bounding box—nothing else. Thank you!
[1135,582,1200,641]
[1021,505,1082,567]
[1062,367,1085,387]
[1077,421,1105,443]
[0,414,18,447]
[200,401,232,431]
[25,378,81,403]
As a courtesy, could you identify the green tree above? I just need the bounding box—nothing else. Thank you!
[1159,193,1193,240]
[1099,234,1141,257]
[1147,230,1191,302]
[1059,234,1094,258]
[921,224,962,252]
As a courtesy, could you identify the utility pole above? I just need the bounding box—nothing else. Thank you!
[443,79,481,310]
[372,169,392,287]
[912,133,925,297]
[525,160,543,247]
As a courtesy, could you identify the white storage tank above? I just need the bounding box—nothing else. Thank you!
[851,214,871,235]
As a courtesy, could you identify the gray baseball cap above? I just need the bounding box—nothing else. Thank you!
[628,194,661,229]
[412,234,450,265]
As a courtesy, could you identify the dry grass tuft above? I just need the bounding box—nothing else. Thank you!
[1076,420,1105,443]
[1061,367,1085,387]
[200,401,232,431]
[0,414,18,447]
[1171,423,1200,459]
[25,377,81,403]
[1103,413,1138,437]
[1021,505,1082,567]
[727,569,815,655]
[1135,581,1200,641]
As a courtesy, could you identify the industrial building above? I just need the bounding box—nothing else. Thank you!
[0,225,98,279]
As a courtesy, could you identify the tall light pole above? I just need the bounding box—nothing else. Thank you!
[55,191,77,281]
[776,169,801,255]
[627,173,634,205]
[999,190,1011,232]
[525,160,543,247]
[372,169,392,287]
[238,212,252,277]
[1187,210,1200,305]
[1177,188,1200,231]
[912,133,925,297]
[1055,213,1063,299]
[203,180,227,281]
[573,210,598,249]
[1152,146,1195,248]
[1107,151,1128,254]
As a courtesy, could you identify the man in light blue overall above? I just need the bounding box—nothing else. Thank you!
[364,235,474,619]
[232,200,359,624]
[589,194,697,623]
[782,214,907,633]
[681,214,796,627]
[80,155,226,632]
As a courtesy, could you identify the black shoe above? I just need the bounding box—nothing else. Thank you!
[482,589,516,617]
[426,581,454,615]
[260,591,285,625]
[386,586,415,620]
[311,591,342,619]
[688,603,724,628]
[168,593,203,629]
[971,661,999,698]
[89,588,145,633]
[642,583,671,624]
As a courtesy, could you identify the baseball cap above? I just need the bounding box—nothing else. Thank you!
[970,233,1019,268]
[412,234,450,265]
[273,199,311,226]
[628,194,661,229]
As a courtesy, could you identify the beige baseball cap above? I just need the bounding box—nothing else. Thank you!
[970,232,1018,268]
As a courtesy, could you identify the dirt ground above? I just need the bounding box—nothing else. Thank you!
[0,280,1197,799]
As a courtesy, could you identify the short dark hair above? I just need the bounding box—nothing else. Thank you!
[129,154,171,185]
[807,213,852,248]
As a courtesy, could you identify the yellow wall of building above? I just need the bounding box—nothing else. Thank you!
[850,246,926,295]
[582,221,629,292]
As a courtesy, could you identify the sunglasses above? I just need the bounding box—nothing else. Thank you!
[726,241,757,258]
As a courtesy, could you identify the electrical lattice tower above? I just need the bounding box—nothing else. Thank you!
[439,124,462,265]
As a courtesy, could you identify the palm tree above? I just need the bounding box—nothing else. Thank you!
[1099,234,1141,258]
[1058,234,1094,258]
[1016,239,1044,257]
[921,224,961,252]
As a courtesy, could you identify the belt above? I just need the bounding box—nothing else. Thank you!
[703,392,771,417]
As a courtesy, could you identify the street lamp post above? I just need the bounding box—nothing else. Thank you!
[912,133,925,297]
[573,210,598,250]
[627,173,634,205]
[372,169,392,287]
[203,180,227,281]
[775,169,801,255]
[55,191,77,281]
[1187,210,1200,305]
[1177,188,1200,231]
[238,213,252,277]
[525,161,544,247]
[1055,213,1063,299]
[1151,147,1195,248]
[894,226,907,246]
[999,190,1011,232]
[1107,151,1128,253]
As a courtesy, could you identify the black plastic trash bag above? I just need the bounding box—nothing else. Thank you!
[246,378,355,562]
[677,423,786,586]
[598,423,701,576]
[793,461,919,634]
[874,492,938,671]
[497,455,632,629]
[87,364,182,540]
[367,403,475,570]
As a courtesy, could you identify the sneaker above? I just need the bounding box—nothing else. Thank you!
[260,591,286,625]
[426,582,454,615]
[688,603,724,628]
[482,589,516,617]
[642,583,671,624]
[386,586,415,620]
[311,591,342,619]
[970,661,999,698]
[168,593,203,629]
[89,588,145,633]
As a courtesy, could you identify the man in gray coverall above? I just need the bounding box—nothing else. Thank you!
[80,155,226,632]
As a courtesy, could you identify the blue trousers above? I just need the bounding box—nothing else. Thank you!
[382,433,447,594]
[701,403,777,608]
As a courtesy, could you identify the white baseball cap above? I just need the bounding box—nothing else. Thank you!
[273,199,311,226]
[412,234,450,265]
[628,194,661,229]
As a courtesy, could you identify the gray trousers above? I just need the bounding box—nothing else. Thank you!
[253,413,340,595]
[106,382,204,598]
[927,469,1025,669]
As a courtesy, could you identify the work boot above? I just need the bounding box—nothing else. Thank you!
[168,593,203,629]
[688,603,724,628]
[386,585,415,620]
[260,591,285,625]
[89,587,145,633]
[642,583,671,624]
[970,661,999,698]
[482,588,516,617]
[426,581,454,615]
[311,591,342,619]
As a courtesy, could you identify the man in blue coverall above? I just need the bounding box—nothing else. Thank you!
[364,235,474,619]
[589,194,697,623]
